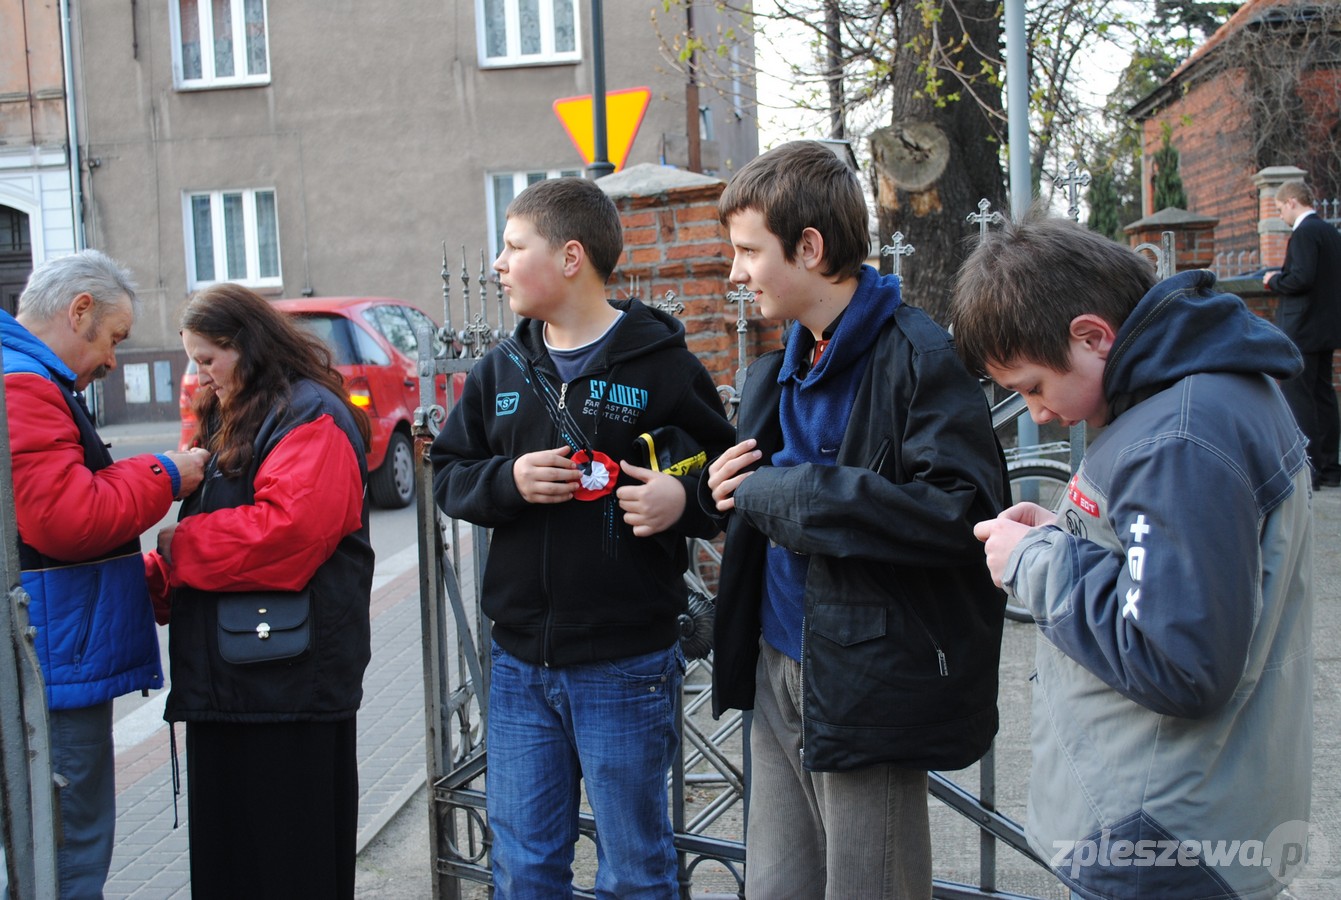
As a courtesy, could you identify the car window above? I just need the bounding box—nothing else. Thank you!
[402,306,447,357]
[364,305,418,358]
[290,314,378,366]
[349,321,391,365]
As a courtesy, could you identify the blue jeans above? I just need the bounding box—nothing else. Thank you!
[486,642,682,900]
[52,701,116,899]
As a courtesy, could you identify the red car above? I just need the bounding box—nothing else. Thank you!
[179,296,461,508]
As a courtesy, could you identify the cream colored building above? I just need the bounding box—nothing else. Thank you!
[1,0,81,314]
[15,1,755,422]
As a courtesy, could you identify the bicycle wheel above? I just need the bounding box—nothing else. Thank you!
[1003,460,1074,623]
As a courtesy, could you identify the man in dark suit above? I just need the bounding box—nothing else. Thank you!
[1265,180,1341,488]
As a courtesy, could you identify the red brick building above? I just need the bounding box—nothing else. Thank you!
[1129,0,1341,258]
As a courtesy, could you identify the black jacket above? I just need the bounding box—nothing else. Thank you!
[431,300,736,667]
[1269,211,1341,352]
[165,380,373,723]
[708,305,1008,772]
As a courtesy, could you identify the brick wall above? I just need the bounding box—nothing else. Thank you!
[607,172,783,394]
[1125,216,1218,272]
[1140,70,1260,257]
[1140,59,1341,260]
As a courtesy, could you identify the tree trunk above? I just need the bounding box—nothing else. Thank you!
[871,0,1005,326]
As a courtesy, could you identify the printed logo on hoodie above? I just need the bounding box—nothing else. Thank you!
[583,380,648,425]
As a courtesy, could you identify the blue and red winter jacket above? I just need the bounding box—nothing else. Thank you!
[1,309,174,709]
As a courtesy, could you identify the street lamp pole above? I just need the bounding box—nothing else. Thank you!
[586,0,615,179]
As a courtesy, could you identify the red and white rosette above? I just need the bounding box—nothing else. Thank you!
[572,450,618,501]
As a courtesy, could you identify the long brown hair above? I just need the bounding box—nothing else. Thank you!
[181,283,371,476]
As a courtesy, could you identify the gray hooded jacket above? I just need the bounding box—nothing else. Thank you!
[1006,270,1313,899]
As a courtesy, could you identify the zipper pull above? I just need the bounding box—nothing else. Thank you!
[936,649,948,677]
[559,382,569,410]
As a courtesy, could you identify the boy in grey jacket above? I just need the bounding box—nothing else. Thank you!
[954,211,1315,900]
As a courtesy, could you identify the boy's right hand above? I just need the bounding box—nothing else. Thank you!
[513,445,582,504]
[707,438,763,512]
[972,502,1057,587]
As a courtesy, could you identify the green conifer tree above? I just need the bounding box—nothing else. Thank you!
[1087,168,1124,240]
[1152,129,1188,210]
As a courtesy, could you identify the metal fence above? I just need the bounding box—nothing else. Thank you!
[412,196,1098,898]
[1212,248,1261,279]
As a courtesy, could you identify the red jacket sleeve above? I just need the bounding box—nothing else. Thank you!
[166,415,365,592]
[5,372,176,560]
[144,551,171,625]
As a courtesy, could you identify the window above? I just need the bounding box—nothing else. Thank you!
[1,206,31,253]
[183,188,281,289]
[477,0,579,67]
[172,0,270,89]
[365,305,418,357]
[401,307,446,356]
[291,315,359,366]
[486,169,582,259]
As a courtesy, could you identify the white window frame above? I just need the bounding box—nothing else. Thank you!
[182,188,282,290]
[476,0,581,68]
[486,169,583,260]
[170,0,272,90]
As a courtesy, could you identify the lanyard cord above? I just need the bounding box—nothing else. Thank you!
[498,337,595,471]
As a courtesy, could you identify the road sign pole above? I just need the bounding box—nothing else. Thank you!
[586,0,614,179]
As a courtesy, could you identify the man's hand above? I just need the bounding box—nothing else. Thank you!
[513,445,581,504]
[166,446,211,496]
[616,461,686,537]
[707,438,763,513]
[972,502,1055,587]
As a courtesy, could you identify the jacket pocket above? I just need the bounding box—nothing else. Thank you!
[809,603,886,647]
[71,569,100,668]
[867,437,891,474]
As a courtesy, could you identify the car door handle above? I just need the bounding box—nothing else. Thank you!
[403,379,416,389]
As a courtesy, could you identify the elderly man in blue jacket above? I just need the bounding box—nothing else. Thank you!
[2,250,206,897]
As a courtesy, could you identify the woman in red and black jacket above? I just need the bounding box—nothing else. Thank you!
[147,283,374,900]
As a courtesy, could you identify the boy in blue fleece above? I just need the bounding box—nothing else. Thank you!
[706,141,1008,898]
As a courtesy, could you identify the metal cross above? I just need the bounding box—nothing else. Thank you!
[1056,160,1091,223]
[967,198,1004,242]
[490,273,510,343]
[879,231,916,281]
[726,284,756,375]
[459,246,473,332]
[653,289,685,317]
[726,284,755,326]
[440,242,455,340]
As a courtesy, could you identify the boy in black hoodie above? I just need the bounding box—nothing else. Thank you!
[705,142,1007,898]
[431,176,734,898]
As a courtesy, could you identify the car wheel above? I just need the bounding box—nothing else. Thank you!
[369,430,415,509]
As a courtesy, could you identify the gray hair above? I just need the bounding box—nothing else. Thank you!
[17,249,139,323]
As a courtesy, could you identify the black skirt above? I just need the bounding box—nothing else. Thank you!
[184,718,358,900]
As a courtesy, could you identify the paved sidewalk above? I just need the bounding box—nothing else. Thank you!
[102,545,429,899]
[59,423,1341,896]
[354,487,1341,898]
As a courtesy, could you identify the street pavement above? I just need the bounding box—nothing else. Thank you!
[355,470,1341,898]
[15,420,1341,897]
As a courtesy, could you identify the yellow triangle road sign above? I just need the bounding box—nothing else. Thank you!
[552,87,651,172]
